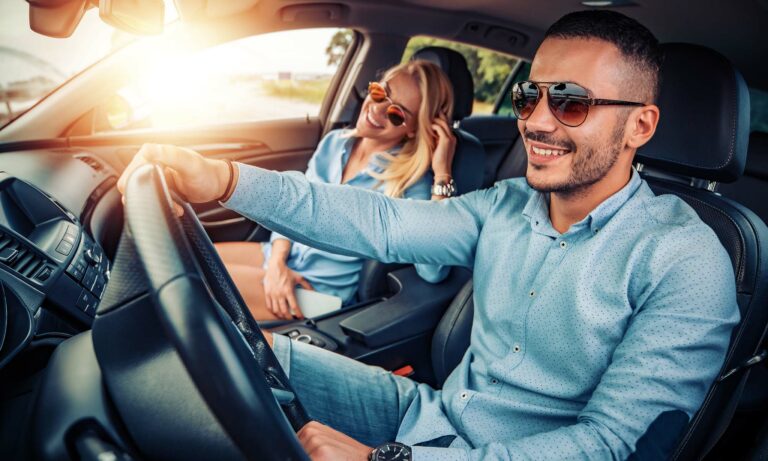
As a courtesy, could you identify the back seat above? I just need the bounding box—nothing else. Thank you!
[459,115,521,186]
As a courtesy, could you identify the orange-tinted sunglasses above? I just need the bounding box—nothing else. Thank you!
[367,81,408,127]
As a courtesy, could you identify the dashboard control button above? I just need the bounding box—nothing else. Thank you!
[83,266,98,290]
[84,248,102,266]
[56,241,73,255]
[62,234,76,244]
[91,276,106,298]
[75,289,95,311]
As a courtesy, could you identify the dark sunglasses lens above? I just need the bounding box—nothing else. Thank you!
[386,105,406,126]
[368,82,387,102]
[511,82,540,120]
[547,83,590,127]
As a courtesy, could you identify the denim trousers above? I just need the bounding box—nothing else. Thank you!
[272,334,425,446]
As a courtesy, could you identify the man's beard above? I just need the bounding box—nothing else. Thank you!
[525,121,626,197]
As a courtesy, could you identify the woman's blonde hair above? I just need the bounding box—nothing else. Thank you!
[362,60,455,198]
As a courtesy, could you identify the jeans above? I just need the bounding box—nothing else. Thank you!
[272,334,423,446]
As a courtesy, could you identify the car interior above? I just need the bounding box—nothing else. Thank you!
[0,0,767,460]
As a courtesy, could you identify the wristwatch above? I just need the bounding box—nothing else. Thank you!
[431,178,456,197]
[368,441,413,460]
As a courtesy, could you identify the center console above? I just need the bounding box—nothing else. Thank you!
[273,266,471,381]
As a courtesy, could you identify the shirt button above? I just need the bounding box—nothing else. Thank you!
[513,344,521,353]
[529,290,535,297]
[560,241,567,249]
[460,391,469,400]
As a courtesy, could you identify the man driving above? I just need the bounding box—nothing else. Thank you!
[117,10,738,461]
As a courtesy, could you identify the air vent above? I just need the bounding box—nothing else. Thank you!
[75,154,104,172]
[0,230,49,281]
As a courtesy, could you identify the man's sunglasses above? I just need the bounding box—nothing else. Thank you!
[511,80,645,127]
[368,81,409,127]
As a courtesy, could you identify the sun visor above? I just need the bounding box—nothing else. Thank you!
[173,0,260,21]
[27,0,93,38]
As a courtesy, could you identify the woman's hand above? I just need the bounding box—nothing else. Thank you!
[430,116,456,178]
[116,143,232,204]
[263,258,313,319]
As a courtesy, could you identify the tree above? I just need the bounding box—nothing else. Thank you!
[402,36,517,105]
[325,29,353,66]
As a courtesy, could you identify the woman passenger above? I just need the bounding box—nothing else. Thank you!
[215,60,458,320]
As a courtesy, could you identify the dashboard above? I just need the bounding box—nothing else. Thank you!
[0,147,121,368]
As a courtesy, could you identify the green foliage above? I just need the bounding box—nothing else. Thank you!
[326,29,354,66]
[402,37,518,105]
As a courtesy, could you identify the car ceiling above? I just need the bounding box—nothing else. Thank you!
[229,0,766,89]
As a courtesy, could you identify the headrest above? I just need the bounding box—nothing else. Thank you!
[637,43,750,183]
[411,47,474,121]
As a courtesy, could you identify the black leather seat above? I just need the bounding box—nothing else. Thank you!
[430,43,768,460]
[356,47,485,301]
[719,132,768,223]
[460,115,523,186]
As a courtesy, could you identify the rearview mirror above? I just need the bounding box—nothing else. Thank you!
[27,0,93,38]
[28,0,164,38]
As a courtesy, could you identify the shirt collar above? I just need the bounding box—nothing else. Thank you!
[522,167,643,237]
[586,167,642,233]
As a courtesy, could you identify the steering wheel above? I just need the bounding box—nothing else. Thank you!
[123,164,310,461]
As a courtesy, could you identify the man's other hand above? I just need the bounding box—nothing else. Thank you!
[298,421,372,461]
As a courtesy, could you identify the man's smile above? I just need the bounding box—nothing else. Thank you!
[527,140,572,164]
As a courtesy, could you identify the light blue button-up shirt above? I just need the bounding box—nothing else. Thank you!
[224,164,739,460]
[262,129,448,304]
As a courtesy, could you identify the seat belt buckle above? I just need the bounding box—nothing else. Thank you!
[718,349,767,382]
[393,365,414,377]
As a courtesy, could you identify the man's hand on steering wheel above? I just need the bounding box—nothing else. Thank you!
[117,143,233,207]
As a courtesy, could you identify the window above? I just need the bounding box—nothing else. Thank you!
[496,61,531,117]
[402,37,521,115]
[0,3,116,128]
[97,28,352,132]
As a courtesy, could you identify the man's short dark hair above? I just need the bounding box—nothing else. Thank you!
[545,10,661,103]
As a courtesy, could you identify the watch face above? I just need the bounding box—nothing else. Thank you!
[372,442,412,461]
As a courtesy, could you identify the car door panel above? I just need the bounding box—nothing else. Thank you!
[72,117,323,242]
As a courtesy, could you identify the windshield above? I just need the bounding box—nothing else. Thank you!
[0,3,125,127]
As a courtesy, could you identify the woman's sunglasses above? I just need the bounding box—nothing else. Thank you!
[511,80,645,127]
[368,81,409,127]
